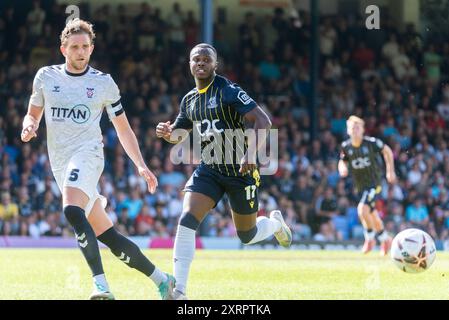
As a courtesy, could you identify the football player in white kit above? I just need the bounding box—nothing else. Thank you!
[20,19,175,300]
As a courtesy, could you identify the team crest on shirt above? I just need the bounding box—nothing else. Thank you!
[348,149,353,156]
[362,146,369,154]
[86,87,94,98]
[207,96,218,109]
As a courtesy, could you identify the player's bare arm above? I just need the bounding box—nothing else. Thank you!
[112,112,158,193]
[21,104,44,142]
[338,159,349,177]
[381,144,397,184]
[240,106,272,174]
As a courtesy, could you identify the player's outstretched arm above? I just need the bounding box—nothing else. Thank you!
[338,160,349,177]
[112,112,158,193]
[382,144,397,184]
[21,104,44,142]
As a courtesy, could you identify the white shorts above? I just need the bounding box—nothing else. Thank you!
[52,151,107,216]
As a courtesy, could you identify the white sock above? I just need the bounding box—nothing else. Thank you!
[149,268,168,286]
[246,216,282,245]
[173,225,196,295]
[377,230,389,242]
[93,274,109,291]
[364,229,375,241]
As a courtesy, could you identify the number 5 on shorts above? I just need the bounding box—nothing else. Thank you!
[245,185,256,200]
[69,169,80,181]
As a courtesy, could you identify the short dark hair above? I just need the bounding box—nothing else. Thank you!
[190,43,217,58]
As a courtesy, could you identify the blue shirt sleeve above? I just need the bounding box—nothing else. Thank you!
[223,83,257,115]
[173,95,193,130]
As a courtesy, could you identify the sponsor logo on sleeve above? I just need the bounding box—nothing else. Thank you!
[237,90,254,105]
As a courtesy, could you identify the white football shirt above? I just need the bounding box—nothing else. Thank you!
[30,64,123,170]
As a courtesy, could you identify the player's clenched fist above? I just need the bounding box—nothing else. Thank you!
[21,115,38,142]
[156,121,172,140]
[138,166,158,194]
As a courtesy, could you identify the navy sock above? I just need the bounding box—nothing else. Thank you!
[98,227,156,277]
[64,205,104,276]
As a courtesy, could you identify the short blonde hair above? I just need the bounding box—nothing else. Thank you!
[60,18,95,47]
[347,115,365,127]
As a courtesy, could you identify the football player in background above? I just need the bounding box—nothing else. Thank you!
[338,116,397,256]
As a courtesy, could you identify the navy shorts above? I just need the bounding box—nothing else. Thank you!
[358,186,382,211]
[183,164,260,215]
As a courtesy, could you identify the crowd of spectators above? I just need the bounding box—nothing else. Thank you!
[2,1,449,248]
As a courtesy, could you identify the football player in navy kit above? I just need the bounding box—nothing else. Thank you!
[339,116,397,256]
[156,43,292,299]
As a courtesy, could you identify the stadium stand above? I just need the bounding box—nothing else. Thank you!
[2,1,449,249]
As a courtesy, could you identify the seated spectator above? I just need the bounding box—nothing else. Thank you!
[42,213,63,237]
[135,204,154,236]
[318,187,338,220]
[332,197,350,240]
[437,85,449,121]
[158,160,186,189]
[0,191,19,235]
[330,111,346,136]
[311,187,338,234]
[423,44,442,83]
[407,162,422,186]
[313,222,339,242]
[382,117,399,138]
[290,176,313,224]
[17,186,33,218]
[352,41,375,71]
[391,46,417,80]
[382,33,399,62]
[121,188,143,220]
[259,51,281,80]
[117,207,134,236]
[406,197,429,228]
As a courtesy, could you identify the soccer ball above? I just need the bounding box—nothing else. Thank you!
[390,228,436,273]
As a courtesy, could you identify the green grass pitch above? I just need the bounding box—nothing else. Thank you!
[0,249,447,300]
